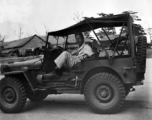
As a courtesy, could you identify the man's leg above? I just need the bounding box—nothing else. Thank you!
[37,51,80,85]
[54,51,72,69]
[55,51,80,70]
[37,51,71,84]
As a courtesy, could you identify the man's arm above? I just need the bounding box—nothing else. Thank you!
[71,49,78,55]
[80,44,93,57]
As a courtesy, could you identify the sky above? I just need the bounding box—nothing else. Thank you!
[0,0,152,42]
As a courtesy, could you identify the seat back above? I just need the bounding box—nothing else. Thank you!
[42,49,61,73]
[85,41,99,59]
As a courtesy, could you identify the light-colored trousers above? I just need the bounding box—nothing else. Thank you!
[54,51,81,69]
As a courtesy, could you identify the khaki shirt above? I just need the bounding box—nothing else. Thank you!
[77,43,94,60]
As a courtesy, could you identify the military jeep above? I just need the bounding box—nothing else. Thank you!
[0,14,147,114]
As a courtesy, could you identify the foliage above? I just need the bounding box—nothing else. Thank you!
[73,11,84,23]
[0,34,6,57]
[145,27,152,41]
[97,13,116,39]
[122,10,146,36]
[72,11,146,40]
[14,23,23,40]
[133,24,146,36]
[122,11,141,21]
[73,12,91,39]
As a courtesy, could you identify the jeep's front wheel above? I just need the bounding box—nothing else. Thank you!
[0,77,27,113]
[84,73,126,114]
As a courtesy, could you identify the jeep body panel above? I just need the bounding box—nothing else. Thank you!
[72,57,136,84]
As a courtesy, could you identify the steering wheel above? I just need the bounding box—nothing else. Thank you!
[56,46,64,50]
[56,46,65,54]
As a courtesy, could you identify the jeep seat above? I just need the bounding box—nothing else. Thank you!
[85,40,101,59]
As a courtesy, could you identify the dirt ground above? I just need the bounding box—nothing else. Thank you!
[0,59,152,120]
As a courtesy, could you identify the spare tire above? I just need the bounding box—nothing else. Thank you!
[136,36,147,72]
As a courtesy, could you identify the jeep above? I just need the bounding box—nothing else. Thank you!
[0,14,147,114]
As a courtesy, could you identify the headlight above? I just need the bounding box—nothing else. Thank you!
[0,65,10,73]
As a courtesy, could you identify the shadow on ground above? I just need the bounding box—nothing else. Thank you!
[22,94,150,113]
[23,95,88,113]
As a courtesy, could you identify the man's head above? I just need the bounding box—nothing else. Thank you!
[75,32,84,46]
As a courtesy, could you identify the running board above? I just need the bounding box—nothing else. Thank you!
[42,80,81,88]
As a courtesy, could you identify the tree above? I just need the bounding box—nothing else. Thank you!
[73,11,91,39]
[146,27,152,42]
[14,23,23,40]
[0,33,6,56]
[122,11,141,21]
[43,24,49,35]
[144,21,152,43]
[96,13,116,39]
[73,11,84,22]
[122,11,146,36]
[133,24,146,36]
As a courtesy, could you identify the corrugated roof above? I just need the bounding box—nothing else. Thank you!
[3,35,46,49]
[4,36,33,49]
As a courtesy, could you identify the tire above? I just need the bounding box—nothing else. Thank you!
[125,88,130,96]
[136,36,147,71]
[27,93,48,102]
[84,72,126,114]
[124,85,131,96]
[0,77,27,113]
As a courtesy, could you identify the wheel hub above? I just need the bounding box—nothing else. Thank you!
[95,84,114,103]
[100,89,109,98]
[3,87,16,103]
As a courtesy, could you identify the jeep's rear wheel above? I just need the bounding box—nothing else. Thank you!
[84,72,126,114]
[27,93,48,102]
[0,77,27,113]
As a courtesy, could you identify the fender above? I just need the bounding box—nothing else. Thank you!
[80,66,122,93]
[1,71,38,92]
[0,71,23,75]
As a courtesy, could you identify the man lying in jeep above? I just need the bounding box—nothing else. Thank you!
[37,32,105,84]
[54,32,94,70]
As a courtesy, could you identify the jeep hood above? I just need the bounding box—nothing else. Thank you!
[0,56,43,73]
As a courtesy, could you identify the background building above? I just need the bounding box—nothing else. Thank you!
[2,35,47,56]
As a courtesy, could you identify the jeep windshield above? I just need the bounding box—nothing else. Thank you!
[47,14,134,59]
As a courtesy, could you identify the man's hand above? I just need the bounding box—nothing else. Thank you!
[71,49,78,55]
[77,54,88,60]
